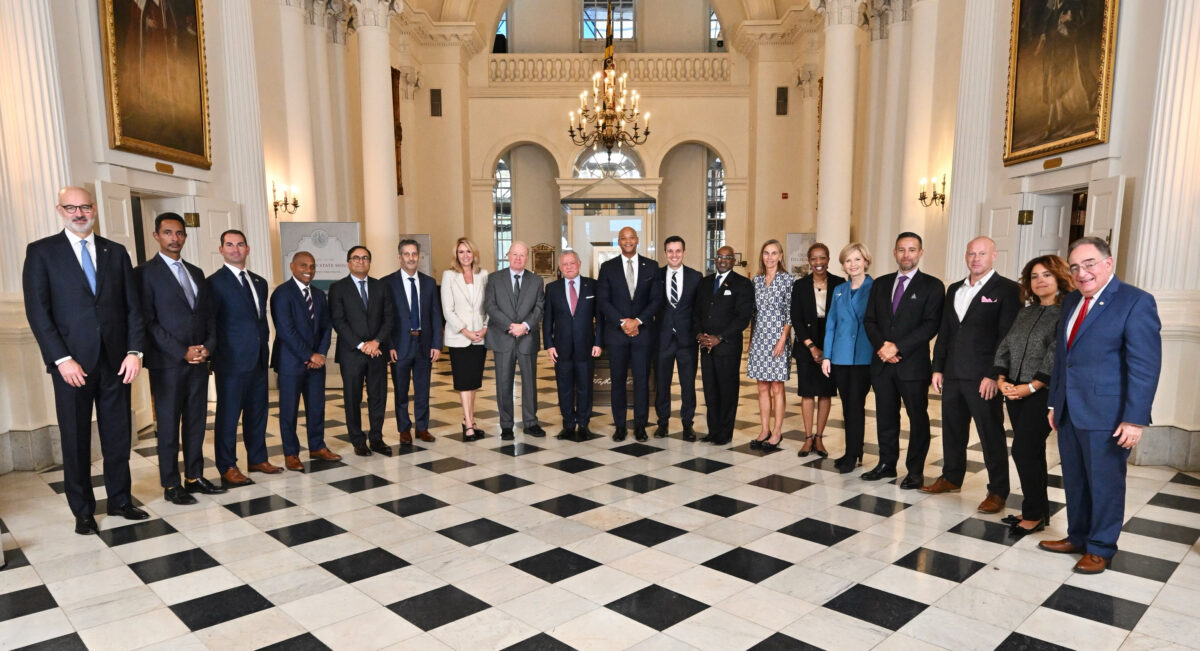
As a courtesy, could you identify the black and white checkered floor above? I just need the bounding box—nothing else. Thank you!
[2,357,1199,650]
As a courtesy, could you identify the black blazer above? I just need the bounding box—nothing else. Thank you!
[23,232,145,373]
[863,270,945,380]
[207,265,270,373]
[790,272,845,358]
[597,253,664,345]
[693,271,755,357]
[655,265,703,347]
[932,273,1021,381]
[270,279,332,375]
[542,276,603,360]
[328,274,394,363]
[136,254,216,369]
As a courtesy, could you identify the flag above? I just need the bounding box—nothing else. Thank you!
[603,1,614,71]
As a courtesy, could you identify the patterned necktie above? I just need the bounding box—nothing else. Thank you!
[303,286,314,322]
[626,258,636,299]
[670,271,679,308]
[241,271,258,317]
[79,240,97,294]
[569,279,578,315]
[408,277,420,331]
[891,275,909,315]
[1067,295,1091,349]
[358,279,369,309]
[175,261,196,309]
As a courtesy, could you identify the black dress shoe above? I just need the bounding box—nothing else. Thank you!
[682,426,696,442]
[699,433,715,443]
[612,426,628,442]
[1000,514,1021,526]
[185,477,227,495]
[634,426,648,442]
[899,474,924,490]
[653,425,668,439]
[833,457,856,474]
[557,427,576,440]
[75,516,99,535]
[164,486,198,505]
[1008,519,1047,537]
[524,425,547,437]
[861,464,897,480]
[370,441,394,455]
[577,425,592,439]
[106,504,150,520]
[501,428,515,440]
[354,444,373,457]
[711,436,731,446]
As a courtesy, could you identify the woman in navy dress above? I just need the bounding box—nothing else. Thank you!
[791,243,844,456]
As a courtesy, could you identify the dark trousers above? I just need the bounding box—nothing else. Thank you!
[700,351,740,442]
[392,348,432,431]
[833,364,871,460]
[609,339,652,427]
[555,357,594,428]
[213,366,269,472]
[52,352,132,516]
[872,365,932,477]
[277,368,327,455]
[149,364,209,487]
[1057,406,1129,559]
[339,353,387,446]
[1007,390,1050,521]
[940,378,1010,495]
[656,339,697,427]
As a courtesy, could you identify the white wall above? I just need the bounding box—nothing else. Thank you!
[510,144,562,252]
[658,143,707,267]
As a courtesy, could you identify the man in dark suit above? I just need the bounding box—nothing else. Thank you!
[654,236,703,440]
[136,213,226,505]
[209,230,281,485]
[543,250,602,441]
[385,239,444,445]
[329,246,394,457]
[1040,237,1161,574]
[597,226,664,442]
[862,232,945,488]
[694,246,755,445]
[923,237,1020,510]
[270,251,342,469]
[485,240,545,440]
[23,185,148,534]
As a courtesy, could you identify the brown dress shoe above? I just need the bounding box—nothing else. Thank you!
[221,467,254,486]
[1038,538,1084,554]
[977,493,1006,513]
[399,429,413,445]
[310,448,342,461]
[284,455,304,471]
[248,461,284,474]
[920,477,961,494]
[1074,553,1108,574]
[415,430,435,442]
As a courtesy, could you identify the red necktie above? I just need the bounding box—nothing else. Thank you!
[1067,295,1091,349]
[569,279,578,315]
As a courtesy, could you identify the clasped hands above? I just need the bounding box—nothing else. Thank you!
[697,333,720,352]
[876,341,901,364]
[619,318,640,338]
[460,327,486,344]
[306,353,327,369]
[997,378,1033,401]
[185,345,210,365]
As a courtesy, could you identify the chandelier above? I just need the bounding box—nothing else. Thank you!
[567,2,649,155]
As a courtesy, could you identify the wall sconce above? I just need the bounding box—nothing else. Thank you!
[918,175,946,209]
[272,182,299,218]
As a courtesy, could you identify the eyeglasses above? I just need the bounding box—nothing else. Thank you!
[59,204,95,215]
[1068,258,1106,275]
[716,254,736,260]
[349,255,371,262]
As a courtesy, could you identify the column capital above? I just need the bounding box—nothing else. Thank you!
[327,1,352,44]
[866,3,889,39]
[394,66,420,100]
[352,0,399,30]
[810,0,866,28]
[875,0,912,24]
[795,63,820,98]
[392,7,485,58]
[733,6,821,57]
[305,0,331,26]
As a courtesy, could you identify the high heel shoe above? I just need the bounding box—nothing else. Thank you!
[1007,518,1047,537]
[813,433,829,458]
[750,432,770,450]
[761,433,783,452]
[797,434,815,457]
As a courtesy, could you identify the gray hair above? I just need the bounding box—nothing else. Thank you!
[1068,236,1112,259]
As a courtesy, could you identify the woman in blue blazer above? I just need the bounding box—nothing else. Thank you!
[820,243,874,473]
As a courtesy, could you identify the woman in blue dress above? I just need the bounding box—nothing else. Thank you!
[747,239,793,451]
[820,243,874,473]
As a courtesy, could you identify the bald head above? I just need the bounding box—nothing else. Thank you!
[507,240,529,272]
[965,236,997,282]
[56,185,97,237]
[618,227,639,257]
[290,251,315,285]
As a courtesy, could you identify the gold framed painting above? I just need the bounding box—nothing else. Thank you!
[1002,0,1119,166]
[98,0,212,169]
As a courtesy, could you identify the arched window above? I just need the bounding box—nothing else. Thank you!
[704,154,726,272]
[583,0,634,40]
[493,157,512,268]
[573,149,643,179]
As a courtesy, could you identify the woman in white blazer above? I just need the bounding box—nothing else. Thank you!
[441,237,489,441]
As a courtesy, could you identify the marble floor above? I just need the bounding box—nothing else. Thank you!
[2,355,1200,650]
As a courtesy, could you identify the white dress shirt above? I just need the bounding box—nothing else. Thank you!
[159,252,198,297]
[892,268,918,300]
[1066,275,1115,335]
[665,266,683,307]
[63,229,97,272]
[954,268,995,321]
[224,262,262,317]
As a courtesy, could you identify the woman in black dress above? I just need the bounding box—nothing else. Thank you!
[790,243,844,457]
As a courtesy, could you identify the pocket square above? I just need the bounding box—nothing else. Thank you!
[724,289,732,295]
[980,296,997,303]
[910,294,917,299]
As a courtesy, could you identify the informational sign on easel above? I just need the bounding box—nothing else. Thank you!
[278,222,362,291]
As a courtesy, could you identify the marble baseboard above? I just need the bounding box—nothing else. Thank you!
[0,424,101,474]
[1132,425,1200,471]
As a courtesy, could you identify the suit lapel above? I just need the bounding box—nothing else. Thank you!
[511,271,522,310]
[1072,279,1119,347]
[960,274,998,323]
[57,233,94,296]
[93,237,111,297]
[158,256,194,311]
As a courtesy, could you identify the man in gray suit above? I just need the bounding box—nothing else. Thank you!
[485,241,546,440]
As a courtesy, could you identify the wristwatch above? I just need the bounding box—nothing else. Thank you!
[128,350,144,360]
[1027,383,1037,393]
[806,342,816,349]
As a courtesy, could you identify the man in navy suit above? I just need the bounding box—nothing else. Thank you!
[653,236,702,441]
[270,251,342,469]
[136,213,225,505]
[1040,237,1161,574]
[23,185,148,534]
[543,250,603,441]
[209,230,280,485]
[385,239,443,445]
[597,226,664,442]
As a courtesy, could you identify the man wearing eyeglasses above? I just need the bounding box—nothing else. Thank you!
[329,246,394,456]
[1039,236,1161,574]
[22,186,147,535]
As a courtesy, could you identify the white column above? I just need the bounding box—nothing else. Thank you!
[1130,0,1200,291]
[943,0,996,280]
[874,2,910,263]
[859,9,889,252]
[307,1,339,220]
[899,0,937,236]
[796,65,820,227]
[328,8,355,221]
[354,0,400,274]
[218,0,274,282]
[814,0,864,264]
[279,0,318,220]
[0,0,72,293]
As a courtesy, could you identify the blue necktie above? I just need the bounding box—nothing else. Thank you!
[358,280,369,309]
[409,277,420,331]
[713,274,721,295]
[80,240,97,294]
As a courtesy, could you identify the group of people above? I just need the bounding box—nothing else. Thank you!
[24,185,1161,575]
